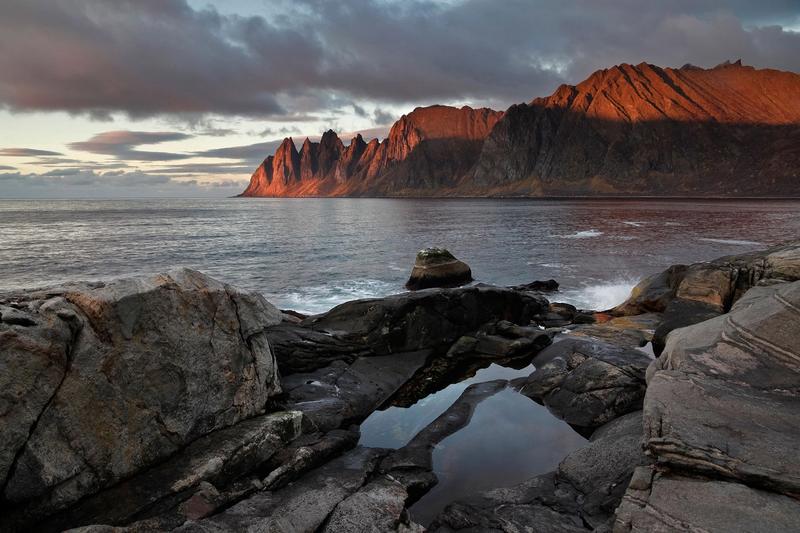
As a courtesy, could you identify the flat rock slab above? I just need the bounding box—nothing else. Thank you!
[614,468,800,533]
[645,282,800,493]
[176,447,389,533]
[282,350,431,432]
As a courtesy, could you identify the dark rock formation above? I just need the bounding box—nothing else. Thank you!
[174,447,414,533]
[267,284,548,374]
[405,248,473,290]
[615,280,800,531]
[0,270,283,528]
[513,338,651,436]
[241,62,800,197]
[280,351,431,432]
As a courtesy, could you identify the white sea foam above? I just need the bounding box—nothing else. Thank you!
[272,279,399,315]
[559,229,603,239]
[622,221,645,227]
[559,277,639,311]
[698,238,762,246]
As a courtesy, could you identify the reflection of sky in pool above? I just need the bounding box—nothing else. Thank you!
[358,362,536,449]
[357,360,588,526]
[409,387,587,525]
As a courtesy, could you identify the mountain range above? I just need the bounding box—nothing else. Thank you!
[240,61,800,197]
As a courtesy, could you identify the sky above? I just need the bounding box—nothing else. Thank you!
[1,0,799,198]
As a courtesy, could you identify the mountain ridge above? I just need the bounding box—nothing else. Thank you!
[240,61,800,197]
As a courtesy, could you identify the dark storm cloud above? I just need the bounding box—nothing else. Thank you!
[0,0,798,118]
[69,131,192,161]
[148,163,255,175]
[0,148,64,157]
[194,140,284,162]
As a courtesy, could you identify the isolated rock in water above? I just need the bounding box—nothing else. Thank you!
[616,280,800,531]
[0,269,283,517]
[405,248,473,290]
[510,279,559,292]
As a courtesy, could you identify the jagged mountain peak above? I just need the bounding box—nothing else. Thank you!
[241,63,800,198]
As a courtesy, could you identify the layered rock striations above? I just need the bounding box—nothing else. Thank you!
[240,61,800,197]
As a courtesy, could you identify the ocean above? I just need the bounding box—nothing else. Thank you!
[2,198,799,313]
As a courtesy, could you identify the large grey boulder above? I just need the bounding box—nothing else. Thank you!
[616,280,800,531]
[0,269,283,519]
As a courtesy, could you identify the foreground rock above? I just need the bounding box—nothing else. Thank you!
[0,269,283,528]
[176,446,422,533]
[614,280,800,531]
[514,338,652,436]
[406,248,473,290]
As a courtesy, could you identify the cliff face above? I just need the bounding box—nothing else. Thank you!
[239,105,502,197]
[240,62,800,197]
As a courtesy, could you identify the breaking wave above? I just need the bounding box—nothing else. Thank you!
[559,277,640,311]
[270,279,400,315]
[559,229,604,239]
[698,238,762,246]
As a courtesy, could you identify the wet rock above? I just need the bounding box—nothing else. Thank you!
[281,351,431,432]
[514,338,651,435]
[176,446,389,533]
[619,280,800,531]
[0,269,283,522]
[557,411,648,524]
[406,248,473,290]
[23,411,302,532]
[261,429,360,491]
[611,265,687,315]
[510,279,559,292]
[270,285,549,374]
[322,476,423,532]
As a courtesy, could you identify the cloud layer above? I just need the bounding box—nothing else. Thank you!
[1,0,798,119]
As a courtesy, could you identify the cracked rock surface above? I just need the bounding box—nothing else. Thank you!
[614,280,800,532]
[0,269,283,526]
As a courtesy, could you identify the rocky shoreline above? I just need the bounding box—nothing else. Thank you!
[1,241,799,532]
